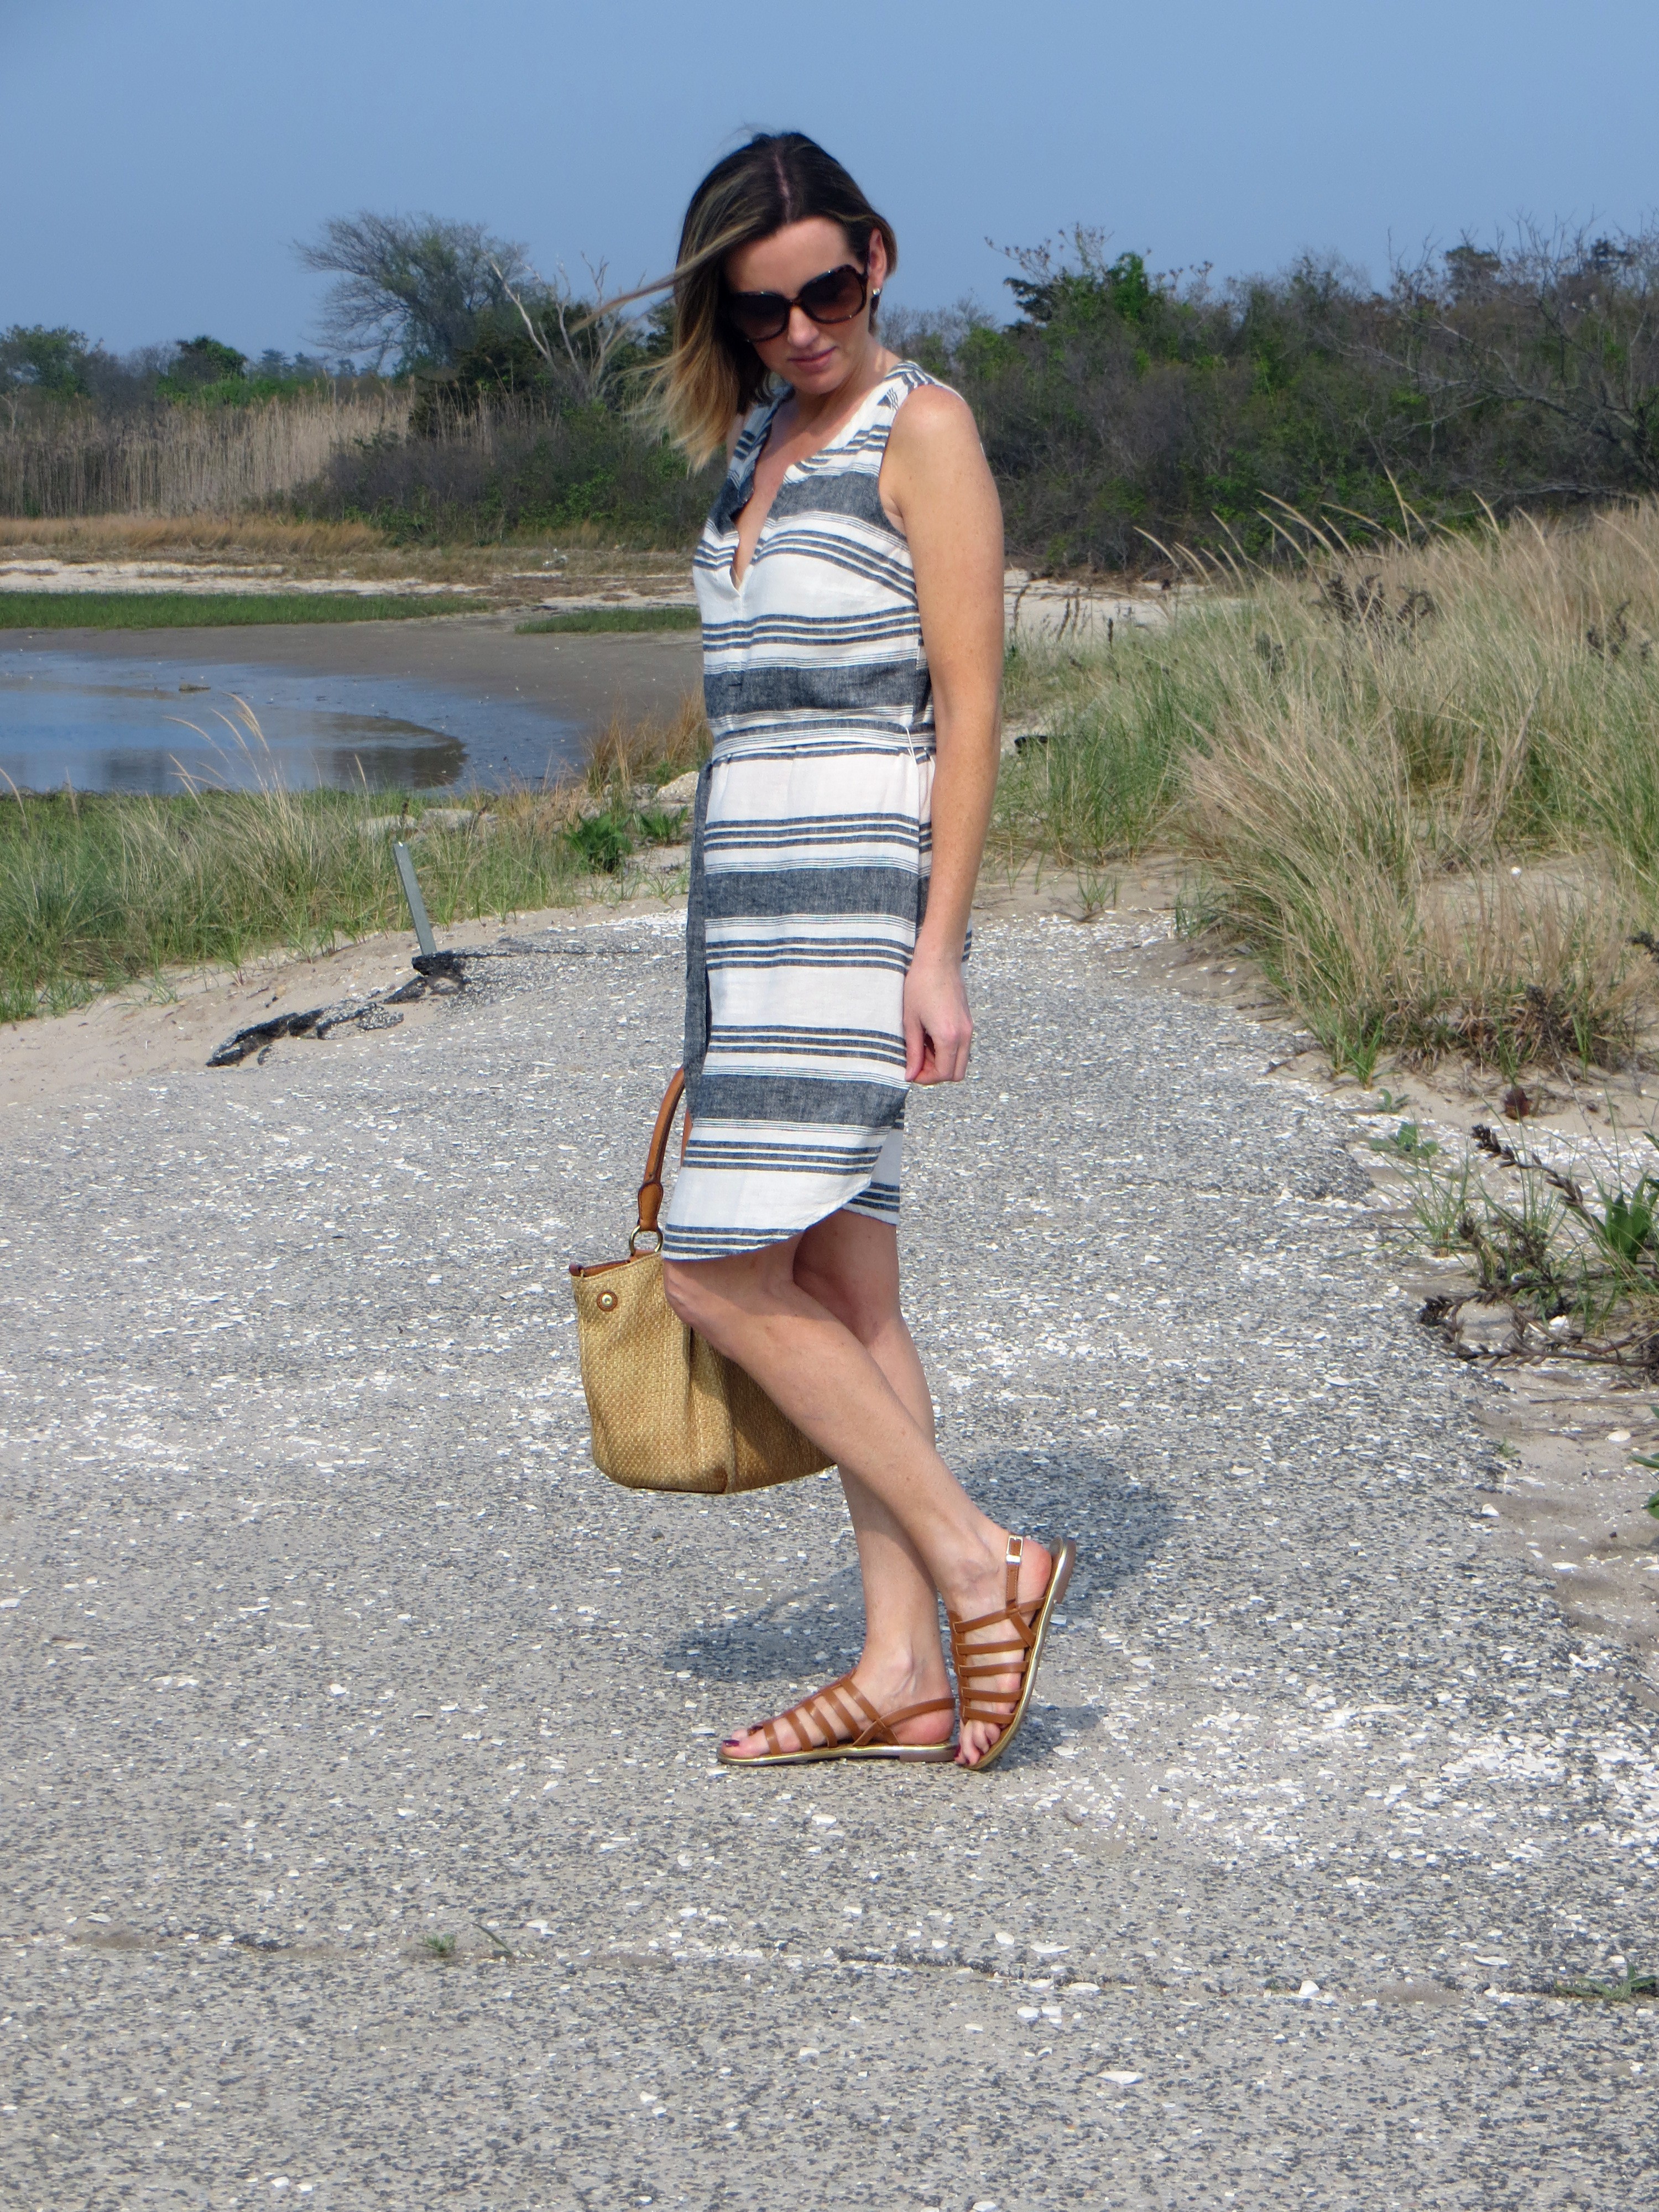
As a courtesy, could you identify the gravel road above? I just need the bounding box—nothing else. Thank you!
[2,914,1655,2209]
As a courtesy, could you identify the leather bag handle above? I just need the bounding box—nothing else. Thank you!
[633,1067,687,1249]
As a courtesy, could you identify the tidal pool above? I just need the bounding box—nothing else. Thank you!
[0,647,586,794]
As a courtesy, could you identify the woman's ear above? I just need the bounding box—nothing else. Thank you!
[865,230,890,296]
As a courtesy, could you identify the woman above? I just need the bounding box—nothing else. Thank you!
[651,132,1074,1768]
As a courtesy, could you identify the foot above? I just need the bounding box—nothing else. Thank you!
[947,1534,1055,1767]
[720,1656,954,1762]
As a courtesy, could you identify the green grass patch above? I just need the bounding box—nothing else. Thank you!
[516,604,699,635]
[0,591,477,630]
[0,783,603,1024]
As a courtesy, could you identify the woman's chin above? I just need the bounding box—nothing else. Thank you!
[781,349,852,389]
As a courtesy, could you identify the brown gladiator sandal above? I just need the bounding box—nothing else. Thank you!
[947,1535,1077,1771]
[716,1673,956,1766]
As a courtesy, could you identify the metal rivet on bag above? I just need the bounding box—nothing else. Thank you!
[597,1291,617,1312]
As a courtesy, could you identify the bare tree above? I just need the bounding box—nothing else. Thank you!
[296,213,532,371]
[1381,223,1659,494]
[488,254,648,406]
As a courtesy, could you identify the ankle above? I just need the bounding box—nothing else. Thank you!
[936,1522,1014,1612]
[857,1643,946,1692]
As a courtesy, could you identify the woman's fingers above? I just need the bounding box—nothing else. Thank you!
[903,963,973,1085]
[903,1004,931,1083]
[910,1030,973,1083]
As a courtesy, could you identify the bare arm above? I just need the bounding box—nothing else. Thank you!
[883,385,1004,1083]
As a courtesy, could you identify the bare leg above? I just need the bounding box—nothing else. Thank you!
[726,1212,950,1758]
[664,1215,1053,1765]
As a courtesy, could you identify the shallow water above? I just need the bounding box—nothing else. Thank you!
[0,647,586,794]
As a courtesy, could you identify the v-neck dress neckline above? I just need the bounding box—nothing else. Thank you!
[724,366,910,592]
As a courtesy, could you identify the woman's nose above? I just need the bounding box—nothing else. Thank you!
[787,304,825,347]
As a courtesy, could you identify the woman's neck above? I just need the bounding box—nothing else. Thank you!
[776,341,898,436]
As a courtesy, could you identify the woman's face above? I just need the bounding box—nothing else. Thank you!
[724,216,889,398]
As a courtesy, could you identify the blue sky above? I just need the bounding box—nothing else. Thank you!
[5,0,1658,357]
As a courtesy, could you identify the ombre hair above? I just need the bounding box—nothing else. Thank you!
[645,133,898,467]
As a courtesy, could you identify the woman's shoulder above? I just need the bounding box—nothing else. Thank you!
[883,368,980,460]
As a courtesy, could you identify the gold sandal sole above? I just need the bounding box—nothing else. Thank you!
[716,1738,956,1768]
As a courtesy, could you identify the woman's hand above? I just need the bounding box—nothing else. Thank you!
[904,945,973,1084]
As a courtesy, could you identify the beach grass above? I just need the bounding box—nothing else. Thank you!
[0,782,575,1022]
[0,697,708,1024]
[515,604,700,634]
[0,591,477,630]
[995,499,1659,1074]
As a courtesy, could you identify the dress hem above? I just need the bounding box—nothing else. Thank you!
[660,1176,894,1264]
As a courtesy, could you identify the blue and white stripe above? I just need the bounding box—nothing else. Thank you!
[661,362,952,1261]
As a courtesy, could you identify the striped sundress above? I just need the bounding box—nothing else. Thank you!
[660,361,949,1262]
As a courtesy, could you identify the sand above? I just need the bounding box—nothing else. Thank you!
[0,893,685,1113]
[0,556,480,597]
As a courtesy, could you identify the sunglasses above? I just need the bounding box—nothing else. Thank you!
[723,262,869,345]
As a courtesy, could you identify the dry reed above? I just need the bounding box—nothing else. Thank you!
[0,390,409,519]
[0,513,385,558]
[582,692,711,796]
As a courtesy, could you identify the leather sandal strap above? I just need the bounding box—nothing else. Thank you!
[794,1690,842,1748]
[769,1692,830,1755]
[820,1681,875,1740]
[947,1601,1038,1645]
[950,1631,1035,1673]
[849,1692,956,1749]
[955,1666,1029,1692]
[949,1541,1038,1728]
[951,1620,1034,1653]
[754,1674,881,1757]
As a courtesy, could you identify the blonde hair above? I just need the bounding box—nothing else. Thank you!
[644,133,899,467]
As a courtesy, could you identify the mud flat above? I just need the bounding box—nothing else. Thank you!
[0,615,704,792]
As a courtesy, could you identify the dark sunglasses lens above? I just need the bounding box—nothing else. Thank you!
[728,293,789,342]
[799,268,866,323]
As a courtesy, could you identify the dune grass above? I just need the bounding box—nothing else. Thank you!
[0,695,709,1024]
[515,604,700,634]
[0,780,583,1022]
[995,500,1659,1076]
[0,591,476,629]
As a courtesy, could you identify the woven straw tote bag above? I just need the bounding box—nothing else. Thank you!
[568,1069,833,1495]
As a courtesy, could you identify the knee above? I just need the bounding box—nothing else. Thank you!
[794,1256,897,1348]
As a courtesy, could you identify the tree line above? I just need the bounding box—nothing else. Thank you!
[9,211,1659,567]
[0,326,357,409]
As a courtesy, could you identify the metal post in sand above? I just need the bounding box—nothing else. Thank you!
[392,841,437,958]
